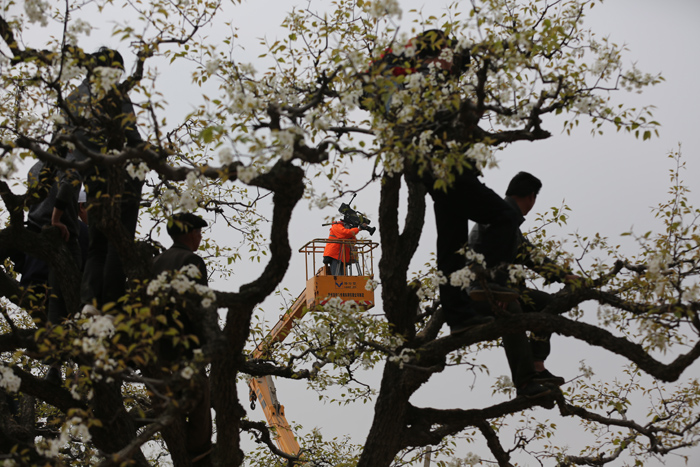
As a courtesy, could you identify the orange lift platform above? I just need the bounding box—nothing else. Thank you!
[248,237,379,456]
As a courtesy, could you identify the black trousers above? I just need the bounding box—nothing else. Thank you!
[426,170,521,326]
[475,300,535,387]
[519,287,554,362]
[47,237,82,324]
[81,173,142,306]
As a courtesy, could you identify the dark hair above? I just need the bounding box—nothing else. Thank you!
[91,47,124,70]
[413,29,452,59]
[506,172,542,197]
[167,213,208,237]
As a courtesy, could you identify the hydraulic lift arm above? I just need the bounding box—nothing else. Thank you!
[248,287,311,456]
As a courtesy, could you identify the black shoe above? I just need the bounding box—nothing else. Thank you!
[533,369,565,386]
[450,315,495,334]
[468,283,519,302]
[516,381,550,398]
[45,367,62,386]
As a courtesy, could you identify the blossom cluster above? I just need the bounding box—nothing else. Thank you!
[450,267,476,290]
[36,416,91,459]
[126,162,150,181]
[387,348,415,370]
[89,67,124,99]
[645,251,672,297]
[70,314,118,388]
[467,143,498,171]
[24,0,50,26]
[508,264,527,284]
[160,171,207,211]
[147,264,216,309]
[366,0,402,19]
[492,374,514,395]
[447,453,482,467]
[0,366,21,393]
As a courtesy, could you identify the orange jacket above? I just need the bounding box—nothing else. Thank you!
[323,222,359,262]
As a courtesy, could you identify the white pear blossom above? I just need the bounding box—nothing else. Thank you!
[219,147,234,165]
[228,88,263,115]
[439,47,454,63]
[238,62,256,75]
[416,130,434,155]
[461,247,485,265]
[402,41,417,59]
[90,67,123,97]
[416,271,446,301]
[493,375,514,394]
[237,165,260,184]
[67,417,92,442]
[24,0,50,26]
[179,192,198,212]
[388,348,415,369]
[181,366,195,380]
[365,279,379,291]
[83,315,115,339]
[69,19,92,37]
[59,63,85,82]
[36,435,64,458]
[205,58,221,74]
[171,275,196,294]
[274,129,296,161]
[448,453,482,466]
[405,72,425,91]
[366,0,402,20]
[181,264,203,280]
[508,264,527,284]
[467,143,498,170]
[147,272,169,295]
[0,366,21,393]
[450,267,476,289]
[126,162,149,181]
[340,87,362,109]
[646,251,671,277]
[49,113,66,125]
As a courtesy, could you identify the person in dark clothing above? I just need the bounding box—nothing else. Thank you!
[26,160,85,320]
[52,47,145,314]
[152,213,208,286]
[469,172,581,393]
[20,161,88,383]
[21,162,55,292]
[427,170,523,330]
[151,212,212,465]
[364,29,522,329]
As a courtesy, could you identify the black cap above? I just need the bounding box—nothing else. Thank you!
[167,213,208,237]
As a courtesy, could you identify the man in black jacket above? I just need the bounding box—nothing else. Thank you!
[469,172,581,395]
[151,212,212,465]
[152,213,208,286]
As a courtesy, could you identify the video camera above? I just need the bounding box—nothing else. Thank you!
[338,196,376,236]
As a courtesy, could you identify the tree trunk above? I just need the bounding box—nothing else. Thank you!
[357,363,410,467]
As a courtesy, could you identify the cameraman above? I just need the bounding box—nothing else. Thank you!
[323,219,368,276]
